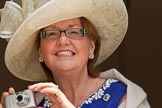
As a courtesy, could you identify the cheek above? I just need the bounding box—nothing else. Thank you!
[76,40,90,59]
[39,40,55,56]
[80,44,89,55]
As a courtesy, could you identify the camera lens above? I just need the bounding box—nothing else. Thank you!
[17,95,23,102]
[16,93,30,106]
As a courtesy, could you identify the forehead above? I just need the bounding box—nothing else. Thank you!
[44,18,81,29]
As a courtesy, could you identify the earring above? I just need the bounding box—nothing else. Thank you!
[89,53,94,59]
[39,56,44,62]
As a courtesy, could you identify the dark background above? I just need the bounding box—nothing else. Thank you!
[0,0,162,107]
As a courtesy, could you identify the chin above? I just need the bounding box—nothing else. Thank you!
[54,62,77,71]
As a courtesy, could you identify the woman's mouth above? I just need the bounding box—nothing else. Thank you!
[55,50,75,57]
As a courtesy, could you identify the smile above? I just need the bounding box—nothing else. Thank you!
[55,50,75,56]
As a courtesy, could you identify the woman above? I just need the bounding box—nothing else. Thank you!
[0,0,150,108]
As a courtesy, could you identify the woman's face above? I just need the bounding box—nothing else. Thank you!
[39,18,95,74]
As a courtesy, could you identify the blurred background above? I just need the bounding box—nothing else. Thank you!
[0,0,162,107]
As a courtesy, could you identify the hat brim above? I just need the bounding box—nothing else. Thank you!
[5,0,128,81]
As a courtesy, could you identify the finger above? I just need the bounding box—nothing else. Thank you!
[1,92,9,107]
[0,103,3,108]
[39,87,65,103]
[29,82,58,89]
[28,82,58,91]
[8,87,15,94]
[39,87,59,96]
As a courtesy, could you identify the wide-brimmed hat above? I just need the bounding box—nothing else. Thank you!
[0,0,128,81]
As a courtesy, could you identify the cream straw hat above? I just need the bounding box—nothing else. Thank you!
[0,0,128,81]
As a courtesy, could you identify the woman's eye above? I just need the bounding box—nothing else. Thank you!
[69,30,80,35]
[70,31,78,34]
[47,31,58,37]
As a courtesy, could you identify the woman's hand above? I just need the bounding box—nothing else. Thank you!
[28,82,75,108]
[0,87,15,108]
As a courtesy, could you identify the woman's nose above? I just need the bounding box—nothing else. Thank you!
[56,31,70,45]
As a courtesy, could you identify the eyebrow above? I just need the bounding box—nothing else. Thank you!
[45,24,82,30]
[68,24,82,28]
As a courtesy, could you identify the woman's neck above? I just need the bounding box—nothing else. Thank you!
[52,67,91,93]
[51,69,105,106]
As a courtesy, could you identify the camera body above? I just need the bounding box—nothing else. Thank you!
[5,89,37,108]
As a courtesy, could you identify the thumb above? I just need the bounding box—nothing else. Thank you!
[0,103,3,108]
[8,87,15,94]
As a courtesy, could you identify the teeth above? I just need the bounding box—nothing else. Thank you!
[57,51,74,56]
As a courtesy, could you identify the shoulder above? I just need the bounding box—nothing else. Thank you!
[102,78,127,94]
[77,78,126,108]
[100,68,150,108]
[103,78,127,103]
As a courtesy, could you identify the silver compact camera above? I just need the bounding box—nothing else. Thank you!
[5,89,37,108]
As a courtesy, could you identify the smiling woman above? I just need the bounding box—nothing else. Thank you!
[40,17,100,80]
[0,0,150,108]
[39,18,96,79]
